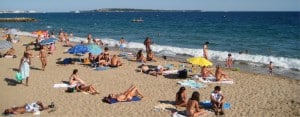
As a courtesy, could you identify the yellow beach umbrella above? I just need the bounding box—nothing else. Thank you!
[187,57,213,67]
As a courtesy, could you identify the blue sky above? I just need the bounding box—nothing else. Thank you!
[1,0,300,12]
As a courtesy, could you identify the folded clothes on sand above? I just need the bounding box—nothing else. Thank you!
[53,84,76,88]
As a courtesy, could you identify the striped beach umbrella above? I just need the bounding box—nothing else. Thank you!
[40,38,58,45]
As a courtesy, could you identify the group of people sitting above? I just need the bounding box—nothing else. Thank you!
[175,86,225,116]
[136,49,157,63]
[201,65,232,81]
[87,47,123,67]
[68,69,99,95]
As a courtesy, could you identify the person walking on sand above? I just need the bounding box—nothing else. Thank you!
[119,37,126,51]
[144,37,152,53]
[39,46,47,71]
[226,53,233,68]
[203,42,209,59]
[268,61,273,75]
[19,53,31,86]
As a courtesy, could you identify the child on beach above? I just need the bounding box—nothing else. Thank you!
[268,61,273,75]
[226,53,233,68]
[39,46,47,71]
[210,86,225,115]
[119,37,126,51]
[19,53,31,86]
[175,87,187,107]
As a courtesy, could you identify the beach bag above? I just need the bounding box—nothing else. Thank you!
[178,69,187,78]
[15,72,23,81]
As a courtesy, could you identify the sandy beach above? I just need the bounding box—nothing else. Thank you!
[0,32,300,117]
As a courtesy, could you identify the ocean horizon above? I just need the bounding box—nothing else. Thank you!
[0,12,299,78]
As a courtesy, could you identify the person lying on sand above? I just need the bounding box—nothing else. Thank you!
[76,84,99,95]
[2,101,55,115]
[175,87,187,107]
[140,64,165,77]
[110,55,122,67]
[2,47,16,58]
[105,85,144,102]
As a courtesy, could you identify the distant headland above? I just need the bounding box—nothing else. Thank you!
[76,8,202,13]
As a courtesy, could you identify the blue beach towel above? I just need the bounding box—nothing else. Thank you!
[95,66,110,71]
[105,96,141,104]
[199,100,231,109]
[62,58,73,64]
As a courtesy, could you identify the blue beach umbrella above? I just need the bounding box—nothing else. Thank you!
[68,44,89,55]
[87,44,102,55]
[40,38,58,45]
[0,40,12,50]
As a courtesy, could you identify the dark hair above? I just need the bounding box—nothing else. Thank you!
[214,86,221,91]
[104,47,109,51]
[228,53,231,56]
[3,109,12,115]
[176,87,186,101]
[205,42,209,45]
[73,69,78,74]
[190,91,200,102]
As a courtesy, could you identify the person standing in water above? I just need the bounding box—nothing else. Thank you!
[119,37,126,52]
[268,61,273,75]
[144,37,152,53]
[226,54,233,68]
[203,42,209,59]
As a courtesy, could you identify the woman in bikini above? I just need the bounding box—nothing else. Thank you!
[69,69,86,86]
[107,85,144,102]
[186,91,206,117]
[136,50,146,63]
[175,87,187,107]
[39,46,47,71]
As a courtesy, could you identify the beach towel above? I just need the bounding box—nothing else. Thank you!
[53,84,76,88]
[62,58,73,64]
[104,96,141,104]
[153,103,176,112]
[177,80,206,89]
[163,70,178,75]
[94,66,111,71]
[198,76,234,84]
[200,100,231,110]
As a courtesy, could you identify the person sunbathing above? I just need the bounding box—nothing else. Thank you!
[136,50,146,63]
[175,87,187,107]
[140,64,165,77]
[106,85,144,102]
[3,48,16,58]
[2,101,54,115]
[146,49,157,62]
[186,91,207,117]
[69,69,86,86]
[76,84,99,95]
[98,52,110,66]
[201,66,214,78]
[215,65,232,81]
[110,55,122,67]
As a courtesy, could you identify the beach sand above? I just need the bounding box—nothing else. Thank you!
[0,32,300,117]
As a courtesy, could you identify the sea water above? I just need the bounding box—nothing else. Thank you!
[0,12,299,78]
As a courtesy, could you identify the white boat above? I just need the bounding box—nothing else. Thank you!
[131,18,144,22]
